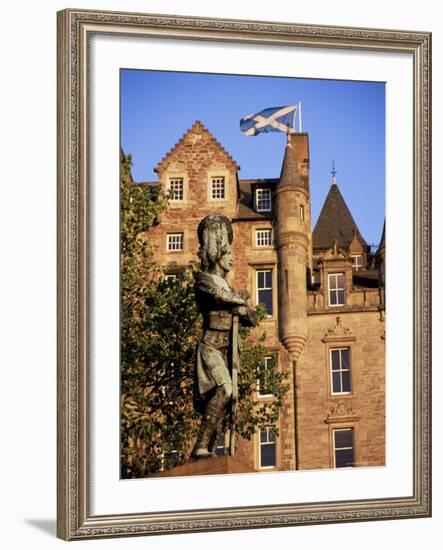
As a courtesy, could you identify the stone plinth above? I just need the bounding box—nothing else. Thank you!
[150,455,256,478]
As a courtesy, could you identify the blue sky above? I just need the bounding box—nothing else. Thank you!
[121,70,385,248]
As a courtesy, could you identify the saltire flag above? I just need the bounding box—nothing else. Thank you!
[240,105,298,136]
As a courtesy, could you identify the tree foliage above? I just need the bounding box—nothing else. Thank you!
[120,151,290,478]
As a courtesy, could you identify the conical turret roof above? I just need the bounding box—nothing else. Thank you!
[276,135,309,192]
[313,182,367,251]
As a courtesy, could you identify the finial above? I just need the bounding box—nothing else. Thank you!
[332,239,338,255]
[331,159,337,184]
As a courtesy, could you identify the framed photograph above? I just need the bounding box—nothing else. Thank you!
[57,8,431,540]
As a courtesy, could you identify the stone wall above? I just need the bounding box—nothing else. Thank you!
[296,311,385,470]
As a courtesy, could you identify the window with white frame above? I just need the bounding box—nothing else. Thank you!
[167,178,184,201]
[259,427,276,468]
[255,228,273,247]
[255,188,272,212]
[328,273,346,306]
[165,273,177,283]
[333,428,355,468]
[166,233,184,252]
[258,356,276,397]
[330,348,352,394]
[256,269,273,316]
[210,176,225,199]
[351,254,363,271]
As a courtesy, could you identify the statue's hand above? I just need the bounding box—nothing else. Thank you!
[234,295,246,305]
[232,305,247,316]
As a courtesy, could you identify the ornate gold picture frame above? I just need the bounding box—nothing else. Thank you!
[57,8,431,540]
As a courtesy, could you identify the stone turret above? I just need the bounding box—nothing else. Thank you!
[274,133,311,360]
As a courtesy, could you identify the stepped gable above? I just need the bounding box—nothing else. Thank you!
[154,120,240,173]
[313,183,367,251]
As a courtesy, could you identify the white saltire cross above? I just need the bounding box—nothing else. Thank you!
[243,105,297,136]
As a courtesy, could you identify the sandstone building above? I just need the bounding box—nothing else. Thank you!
[144,120,385,472]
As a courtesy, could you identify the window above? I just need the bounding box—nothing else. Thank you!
[351,255,363,271]
[165,273,177,283]
[256,269,273,315]
[333,428,355,468]
[258,356,275,397]
[167,178,184,201]
[166,233,184,251]
[330,348,352,394]
[259,427,276,468]
[328,273,345,306]
[255,188,272,212]
[255,229,273,247]
[300,204,305,220]
[210,176,225,199]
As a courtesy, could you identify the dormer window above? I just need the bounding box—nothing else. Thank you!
[328,273,345,306]
[256,188,272,212]
[351,255,363,271]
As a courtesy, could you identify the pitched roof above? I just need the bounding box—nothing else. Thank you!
[313,183,367,251]
[154,120,240,173]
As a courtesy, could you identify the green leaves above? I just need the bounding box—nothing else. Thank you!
[120,157,200,477]
[236,329,290,440]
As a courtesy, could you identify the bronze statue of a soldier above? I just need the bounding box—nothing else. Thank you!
[192,214,256,459]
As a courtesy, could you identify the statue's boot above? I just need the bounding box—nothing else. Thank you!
[192,391,228,459]
[208,417,225,457]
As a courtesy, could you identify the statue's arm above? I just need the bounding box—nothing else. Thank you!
[196,274,245,306]
[233,305,258,327]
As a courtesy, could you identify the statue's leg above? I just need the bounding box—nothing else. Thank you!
[192,382,232,459]
[208,416,225,456]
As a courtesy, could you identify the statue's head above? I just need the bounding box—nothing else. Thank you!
[197,214,234,273]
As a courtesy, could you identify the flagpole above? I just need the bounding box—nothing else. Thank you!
[298,101,303,132]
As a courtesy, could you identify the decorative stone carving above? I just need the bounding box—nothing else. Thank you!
[322,316,356,343]
[329,402,353,417]
[323,242,346,260]
[325,402,360,424]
